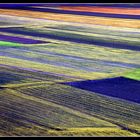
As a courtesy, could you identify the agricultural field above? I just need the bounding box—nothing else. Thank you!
[0,3,140,136]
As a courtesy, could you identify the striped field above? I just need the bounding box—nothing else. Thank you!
[0,3,140,136]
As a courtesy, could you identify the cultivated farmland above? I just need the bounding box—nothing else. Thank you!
[0,3,140,136]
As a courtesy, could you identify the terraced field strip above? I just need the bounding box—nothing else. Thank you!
[59,6,140,15]
[0,27,140,51]
[0,9,140,28]
[0,56,113,80]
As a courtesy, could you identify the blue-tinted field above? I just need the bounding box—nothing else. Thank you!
[63,77,140,104]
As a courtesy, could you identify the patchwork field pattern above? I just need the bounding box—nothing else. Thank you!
[0,4,140,136]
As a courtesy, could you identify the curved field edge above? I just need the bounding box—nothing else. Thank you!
[0,127,138,136]
[47,127,139,136]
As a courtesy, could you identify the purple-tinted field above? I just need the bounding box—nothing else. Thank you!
[0,34,47,44]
